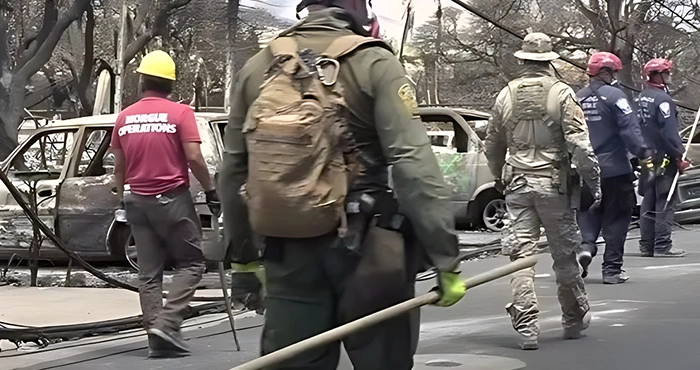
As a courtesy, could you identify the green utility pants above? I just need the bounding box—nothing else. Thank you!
[261,226,419,370]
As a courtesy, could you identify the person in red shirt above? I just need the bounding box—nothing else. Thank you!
[110,50,220,358]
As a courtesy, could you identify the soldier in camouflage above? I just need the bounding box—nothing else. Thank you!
[485,32,601,350]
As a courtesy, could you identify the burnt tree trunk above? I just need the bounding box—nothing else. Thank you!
[0,0,91,160]
[75,4,96,116]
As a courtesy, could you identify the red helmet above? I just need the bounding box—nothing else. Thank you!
[586,52,623,76]
[643,58,673,79]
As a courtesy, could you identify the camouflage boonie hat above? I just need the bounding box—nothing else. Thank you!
[514,32,560,61]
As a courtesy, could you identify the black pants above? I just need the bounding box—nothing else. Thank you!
[124,187,206,332]
[261,225,419,370]
[577,174,636,276]
[639,173,677,253]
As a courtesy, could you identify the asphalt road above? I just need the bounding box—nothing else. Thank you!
[12,227,700,370]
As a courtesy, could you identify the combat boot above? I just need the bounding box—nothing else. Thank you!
[506,303,539,350]
[563,311,591,340]
[603,271,629,285]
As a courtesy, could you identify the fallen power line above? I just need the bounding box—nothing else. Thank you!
[0,170,238,349]
[0,169,139,292]
[448,0,699,112]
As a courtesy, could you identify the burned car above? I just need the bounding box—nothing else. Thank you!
[674,166,700,223]
[416,106,507,231]
[0,112,227,263]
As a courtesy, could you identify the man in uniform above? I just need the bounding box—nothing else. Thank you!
[485,33,601,350]
[637,58,688,258]
[220,1,466,369]
[576,52,653,284]
[111,50,221,357]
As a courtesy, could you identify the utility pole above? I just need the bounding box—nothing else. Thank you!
[224,0,240,113]
[115,0,128,112]
[399,0,413,63]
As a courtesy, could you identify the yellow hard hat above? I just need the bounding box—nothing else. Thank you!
[136,50,176,81]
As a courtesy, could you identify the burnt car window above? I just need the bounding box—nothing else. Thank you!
[10,129,78,175]
[418,115,470,153]
[76,129,112,177]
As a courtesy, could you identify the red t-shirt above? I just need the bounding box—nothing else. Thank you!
[111,97,201,195]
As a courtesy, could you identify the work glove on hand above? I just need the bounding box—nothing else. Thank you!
[494,178,506,194]
[639,156,655,171]
[230,262,265,313]
[433,271,467,307]
[678,158,691,174]
[205,189,222,217]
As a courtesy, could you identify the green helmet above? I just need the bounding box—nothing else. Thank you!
[514,32,560,61]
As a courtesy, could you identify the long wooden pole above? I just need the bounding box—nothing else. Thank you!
[230,255,538,370]
[665,104,700,209]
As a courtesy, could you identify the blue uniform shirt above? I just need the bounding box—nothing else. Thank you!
[637,86,685,171]
[577,80,648,178]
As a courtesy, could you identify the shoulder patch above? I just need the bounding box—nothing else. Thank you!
[659,102,671,118]
[615,98,633,115]
[398,83,418,115]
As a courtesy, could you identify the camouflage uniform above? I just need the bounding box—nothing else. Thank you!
[485,33,601,349]
[220,8,460,369]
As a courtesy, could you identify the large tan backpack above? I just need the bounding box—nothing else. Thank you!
[240,35,388,239]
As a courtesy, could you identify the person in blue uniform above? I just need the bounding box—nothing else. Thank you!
[575,52,653,284]
[636,58,689,258]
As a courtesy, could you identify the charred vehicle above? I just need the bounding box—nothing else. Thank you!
[416,107,507,231]
[0,113,227,263]
[675,166,700,223]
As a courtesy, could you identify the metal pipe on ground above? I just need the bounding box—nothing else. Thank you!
[0,170,237,344]
[230,255,538,370]
[0,169,139,292]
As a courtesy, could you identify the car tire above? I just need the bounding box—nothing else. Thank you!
[475,190,508,232]
[123,230,138,271]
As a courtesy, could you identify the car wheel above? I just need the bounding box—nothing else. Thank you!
[482,198,508,232]
[123,230,138,271]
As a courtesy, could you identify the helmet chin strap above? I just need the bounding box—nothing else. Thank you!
[647,72,669,93]
[661,73,670,93]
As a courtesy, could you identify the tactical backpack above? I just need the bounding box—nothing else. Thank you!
[240,35,387,239]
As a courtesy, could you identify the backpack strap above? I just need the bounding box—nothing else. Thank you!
[268,37,300,57]
[321,35,392,60]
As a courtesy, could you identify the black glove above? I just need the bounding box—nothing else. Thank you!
[494,178,506,194]
[205,189,221,217]
[589,191,602,212]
